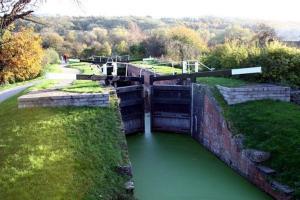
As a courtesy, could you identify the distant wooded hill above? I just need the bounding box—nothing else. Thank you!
[15,16,300,58]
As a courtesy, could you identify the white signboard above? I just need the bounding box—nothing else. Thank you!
[231,67,262,75]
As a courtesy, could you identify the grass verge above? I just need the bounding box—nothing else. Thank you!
[0,78,42,92]
[43,64,63,73]
[28,80,58,92]
[197,77,248,87]
[204,77,300,197]
[61,80,105,93]
[0,92,131,199]
[68,62,100,75]
[0,64,61,92]
[131,61,182,75]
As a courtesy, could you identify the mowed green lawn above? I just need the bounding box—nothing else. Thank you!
[131,61,182,75]
[201,77,300,197]
[0,93,131,199]
[62,80,106,93]
[67,62,101,75]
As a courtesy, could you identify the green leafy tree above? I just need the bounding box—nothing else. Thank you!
[129,43,146,59]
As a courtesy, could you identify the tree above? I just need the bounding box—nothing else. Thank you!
[0,0,79,45]
[254,24,277,47]
[211,25,255,45]
[41,32,64,49]
[142,29,168,57]
[0,28,44,83]
[129,43,146,59]
[167,26,207,61]
[81,41,112,58]
[0,0,37,32]
[110,27,128,44]
[114,40,128,55]
[99,41,111,56]
[92,27,108,43]
[127,21,145,44]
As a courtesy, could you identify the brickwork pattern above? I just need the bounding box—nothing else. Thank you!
[18,90,109,108]
[193,85,294,200]
[217,84,290,105]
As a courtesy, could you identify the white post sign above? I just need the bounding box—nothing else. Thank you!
[182,61,187,74]
[231,67,262,75]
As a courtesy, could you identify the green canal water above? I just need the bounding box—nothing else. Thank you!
[127,133,272,200]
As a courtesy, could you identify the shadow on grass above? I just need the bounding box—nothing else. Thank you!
[0,94,130,199]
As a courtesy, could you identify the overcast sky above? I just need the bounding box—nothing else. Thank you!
[36,0,300,21]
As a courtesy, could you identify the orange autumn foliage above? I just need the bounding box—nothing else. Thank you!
[0,28,44,84]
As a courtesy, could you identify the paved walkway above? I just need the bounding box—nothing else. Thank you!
[0,64,80,103]
[0,82,37,103]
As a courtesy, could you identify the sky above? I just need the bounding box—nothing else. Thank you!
[36,0,300,22]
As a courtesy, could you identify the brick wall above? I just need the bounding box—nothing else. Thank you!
[193,84,294,200]
[127,64,178,86]
[18,90,109,108]
[291,90,300,105]
[217,84,290,105]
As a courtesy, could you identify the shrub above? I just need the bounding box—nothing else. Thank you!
[258,42,300,87]
[203,41,259,69]
[203,41,300,87]
[43,48,60,65]
[129,43,146,59]
[0,28,44,84]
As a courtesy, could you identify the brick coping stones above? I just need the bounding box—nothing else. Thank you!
[18,89,110,108]
[217,84,291,105]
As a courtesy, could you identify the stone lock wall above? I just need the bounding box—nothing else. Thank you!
[217,84,291,105]
[193,85,294,200]
[18,90,110,108]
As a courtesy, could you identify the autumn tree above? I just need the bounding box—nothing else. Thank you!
[110,27,129,44]
[115,40,128,55]
[41,32,64,49]
[142,29,168,57]
[167,26,207,61]
[0,28,44,83]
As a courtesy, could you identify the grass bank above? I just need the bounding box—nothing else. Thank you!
[67,62,101,75]
[0,79,40,92]
[62,80,106,93]
[197,77,248,87]
[131,61,182,75]
[0,64,62,92]
[199,77,300,197]
[43,64,63,73]
[0,91,131,199]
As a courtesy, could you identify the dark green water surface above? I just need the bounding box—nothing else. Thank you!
[127,133,272,200]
